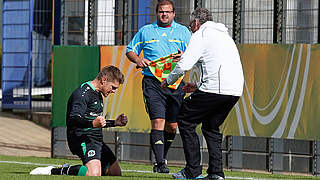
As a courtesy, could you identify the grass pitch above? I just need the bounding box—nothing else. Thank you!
[0,155,319,179]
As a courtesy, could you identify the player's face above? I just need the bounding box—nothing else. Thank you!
[101,80,120,97]
[157,4,175,27]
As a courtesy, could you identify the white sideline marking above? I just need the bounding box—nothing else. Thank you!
[0,160,272,180]
[0,160,58,166]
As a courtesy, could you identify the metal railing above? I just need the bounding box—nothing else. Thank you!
[59,0,320,46]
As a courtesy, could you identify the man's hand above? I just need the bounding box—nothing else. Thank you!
[161,79,169,89]
[126,51,150,68]
[115,114,128,126]
[92,116,106,128]
[172,49,183,62]
[136,57,151,68]
[182,82,197,93]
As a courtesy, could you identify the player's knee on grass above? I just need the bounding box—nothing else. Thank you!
[104,161,121,176]
[86,159,102,176]
[86,167,101,176]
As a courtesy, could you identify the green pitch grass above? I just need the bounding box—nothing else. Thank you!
[0,155,319,179]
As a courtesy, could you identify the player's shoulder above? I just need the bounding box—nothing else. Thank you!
[73,83,92,96]
[79,82,90,91]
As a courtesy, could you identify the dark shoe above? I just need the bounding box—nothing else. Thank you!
[61,163,70,175]
[153,162,169,173]
[203,174,224,180]
[62,163,70,168]
[172,169,203,179]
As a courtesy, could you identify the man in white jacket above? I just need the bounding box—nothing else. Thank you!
[161,8,244,180]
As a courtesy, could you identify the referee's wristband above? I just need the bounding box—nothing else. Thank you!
[105,120,115,127]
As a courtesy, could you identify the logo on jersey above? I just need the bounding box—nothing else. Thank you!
[89,112,100,116]
[88,150,96,157]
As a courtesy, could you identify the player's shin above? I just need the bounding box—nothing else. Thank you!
[51,165,87,176]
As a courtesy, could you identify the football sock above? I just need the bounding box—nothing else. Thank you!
[164,130,176,159]
[51,165,87,176]
[150,129,164,164]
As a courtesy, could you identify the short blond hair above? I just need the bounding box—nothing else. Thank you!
[96,65,124,84]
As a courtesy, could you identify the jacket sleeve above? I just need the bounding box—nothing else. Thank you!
[66,92,92,128]
[166,31,204,85]
[68,115,93,128]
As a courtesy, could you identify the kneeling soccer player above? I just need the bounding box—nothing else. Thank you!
[30,65,128,176]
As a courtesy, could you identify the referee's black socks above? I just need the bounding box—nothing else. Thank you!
[150,129,165,164]
[164,130,176,159]
[51,165,87,176]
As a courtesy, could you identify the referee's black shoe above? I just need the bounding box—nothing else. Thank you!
[153,161,169,173]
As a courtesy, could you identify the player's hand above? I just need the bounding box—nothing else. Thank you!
[115,114,128,126]
[161,79,169,89]
[183,82,197,93]
[92,116,106,128]
[136,57,151,68]
[172,49,183,62]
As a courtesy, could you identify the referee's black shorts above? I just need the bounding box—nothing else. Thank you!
[142,76,185,122]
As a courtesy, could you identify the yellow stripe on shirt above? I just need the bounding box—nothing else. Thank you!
[169,39,184,43]
[132,42,143,52]
[145,40,160,43]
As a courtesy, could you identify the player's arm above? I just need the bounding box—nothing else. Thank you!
[114,114,128,126]
[69,115,119,128]
[68,115,94,128]
[67,92,109,128]
[96,114,128,128]
[67,92,94,128]
[89,115,128,128]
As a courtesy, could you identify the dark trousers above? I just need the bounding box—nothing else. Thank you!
[179,90,239,178]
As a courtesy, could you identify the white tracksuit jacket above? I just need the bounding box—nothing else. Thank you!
[166,21,244,96]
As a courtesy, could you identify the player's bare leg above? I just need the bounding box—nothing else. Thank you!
[104,160,121,176]
[85,159,101,176]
